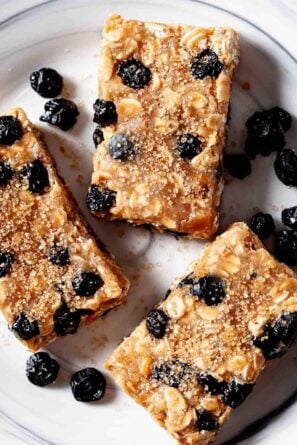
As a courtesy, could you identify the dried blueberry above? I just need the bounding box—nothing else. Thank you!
[71,368,106,402]
[40,98,79,131]
[197,373,225,396]
[273,312,297,346]
[72,271,103,297]
[146,309,169,339]
[86,185,116,212]
[222,380,254,408]
[11,312,39,340]
[26,352,60,387]
[252,314,297,360]
[191,275,226,306]
[0,116,23,145]
[117,57,151,89]
[275,229,297,265]
[270,106,292,132]
[282,206,297,230]
[93,126,104,148]
[93,99,117,127]
[0,162,13,186]
[195,410,219,432]
[0,251,14,277]
[176,134,202,160]
[21,160,50,194]
[107,133,135,160]
[177,274,194,288]
[30,67,63,98]
[191,49,223,80]
[223,153,251,180]
[54,304,82,336]
[152,360,189,388]
[249,212,275,240]
[274,148,297,187]
[253,323,284,360]
[48,243,69,266]
[245,109,286,158]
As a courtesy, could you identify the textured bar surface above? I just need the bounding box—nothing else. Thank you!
[88,14,240,239]
[0,108,129,351]
[105,223,297,444]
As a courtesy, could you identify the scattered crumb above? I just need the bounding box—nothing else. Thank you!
[76,174,85,185]
[59,145,72,159]
[91,334,108,348]
[241,81,250,90]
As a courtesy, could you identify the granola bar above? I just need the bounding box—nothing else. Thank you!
[105,222,297,444]
[0,108,129,351]
[88,15,240,238]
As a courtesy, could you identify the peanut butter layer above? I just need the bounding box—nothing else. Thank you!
[0,108,129,351]
[105,223,297,444]
[88,15,240,239]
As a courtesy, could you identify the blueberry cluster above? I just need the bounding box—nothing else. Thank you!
[11,267,103,342]
[29,67,79,131]
[248,206,297,266]
[152,361,254,410]
[197,372,254,408]
[25,352,106,402]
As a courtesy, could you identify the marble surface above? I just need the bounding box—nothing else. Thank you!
[0,1,297,444]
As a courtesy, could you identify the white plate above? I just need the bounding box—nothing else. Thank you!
[0,1,297,444]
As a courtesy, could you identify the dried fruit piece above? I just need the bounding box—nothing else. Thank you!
[72,271,103,297]
[282,206,297,230]
[107,133,135,160]
[191,275,226,306]
[26,352,60,387]
[223,153,251,179]
[249,212,275,240]
[195,410,219,432]
[93,126,104,147]
[0,116,22,145]
[191,49,224,80]
[30,67,63,98]
[11,313,40,340]
[93,99,117,127]
[48,243,69,266]
[86,185,116,212]
[0,162,13,186]
[21,160,50,195]
[40,98,79,131]
[274,148,297,187]
[275,229,297,265]
[146,309,169,339]
[176,134,201,160]
[117,57,151,89]
[71,368,106,402]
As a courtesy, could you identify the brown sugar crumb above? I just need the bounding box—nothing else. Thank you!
[0,108,129,351]
[88,14,240,239]
[241,81,250,90]
[105,223,297,445]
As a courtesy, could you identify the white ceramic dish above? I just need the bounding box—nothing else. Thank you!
[0,1,297,444]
